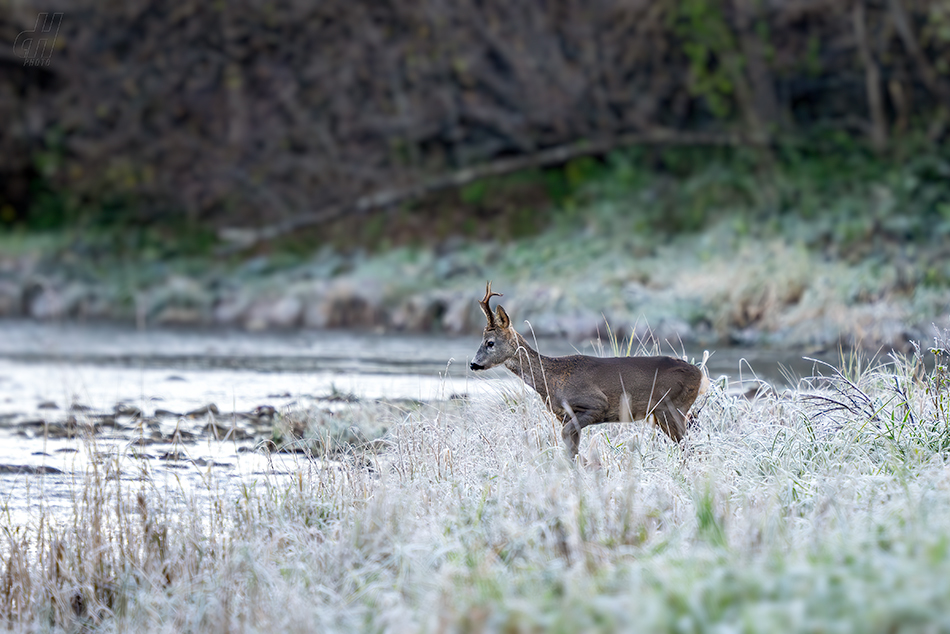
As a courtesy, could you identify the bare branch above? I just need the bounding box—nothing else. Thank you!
[217,128,748,251]
[853,0,888,153]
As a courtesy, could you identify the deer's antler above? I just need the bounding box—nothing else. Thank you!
[478,281,503,328]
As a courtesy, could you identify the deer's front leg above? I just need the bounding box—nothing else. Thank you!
[559,397,608,459]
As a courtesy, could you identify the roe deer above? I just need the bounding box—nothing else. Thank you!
[469,282,709,459]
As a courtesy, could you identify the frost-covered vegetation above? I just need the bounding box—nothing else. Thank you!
[3,331,950,632]
[3,144,949,351]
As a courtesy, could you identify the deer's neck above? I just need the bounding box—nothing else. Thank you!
[504,332,553,399]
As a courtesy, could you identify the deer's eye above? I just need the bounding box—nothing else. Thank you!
[486,341,494,348]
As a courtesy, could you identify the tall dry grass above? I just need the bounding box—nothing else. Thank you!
[3,331,950,632]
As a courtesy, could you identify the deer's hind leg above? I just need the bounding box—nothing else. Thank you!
[561,418,581,458]
[654,403,687,442]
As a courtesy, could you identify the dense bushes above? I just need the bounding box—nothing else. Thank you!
[1,0,949,241]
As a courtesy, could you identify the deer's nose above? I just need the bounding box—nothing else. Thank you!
[470,362,484,371]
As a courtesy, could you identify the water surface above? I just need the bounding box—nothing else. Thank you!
[0,320,835,526]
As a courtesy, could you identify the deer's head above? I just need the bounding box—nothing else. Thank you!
[470,281,519,371]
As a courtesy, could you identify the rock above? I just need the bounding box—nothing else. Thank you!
[193,457,233,468]
[245,294,303,330]
[39,282,91,319]
[43,422,82,438]
[15,419,48,430]
[93,414,118,427]
[299,281,332,328]
[186,403,219,417]
[0,279,22,315]
[302,298,328,329]
[441,293,478,334]
[329,295,383,329]
[75,287,114,319]
[148,275,210,324]
[253,405,277,421]
[306,282,384,329]
[28,286,67,319]
[268,295,304,328]
[114,403,143,417]
[202,423,251,440]
[128,437,164,447]
[243,299,272,330]
[0,465,63,475]
[729,327,763,347]
[213,293,251,324]
[154,306,204,326]
[389,294,446,331]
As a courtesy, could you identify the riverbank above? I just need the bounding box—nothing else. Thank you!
[4,144,950,353]
[1,217,948,353]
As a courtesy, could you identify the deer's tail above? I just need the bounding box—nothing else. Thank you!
[698,372,711,397]
[697,350,711,397]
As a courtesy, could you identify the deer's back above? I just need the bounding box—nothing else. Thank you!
[554,354,702,406]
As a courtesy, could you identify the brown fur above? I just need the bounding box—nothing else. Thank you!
[470,283,707,458]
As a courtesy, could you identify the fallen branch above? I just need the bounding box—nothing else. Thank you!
[217,128,750,252]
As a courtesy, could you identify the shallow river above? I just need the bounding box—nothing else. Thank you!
[0,320,830,526]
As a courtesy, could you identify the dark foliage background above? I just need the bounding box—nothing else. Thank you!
[1,0,949,240]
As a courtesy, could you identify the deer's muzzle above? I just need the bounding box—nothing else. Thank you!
[470,362,485,371]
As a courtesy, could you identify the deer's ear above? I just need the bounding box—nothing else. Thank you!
[495,305,511,329]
